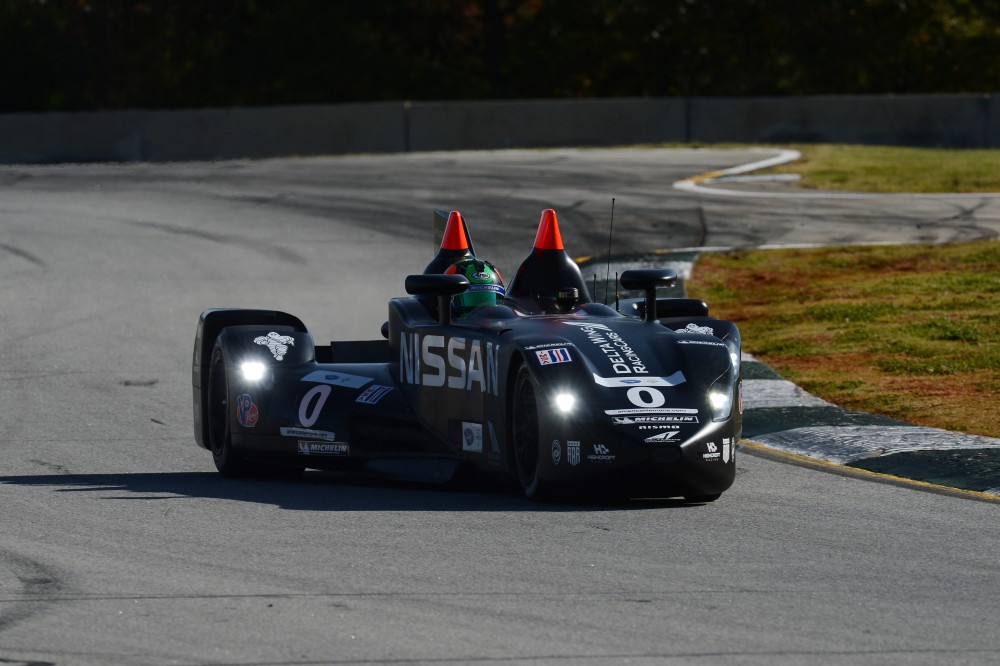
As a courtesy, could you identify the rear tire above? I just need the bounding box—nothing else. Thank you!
[511,365,554,500]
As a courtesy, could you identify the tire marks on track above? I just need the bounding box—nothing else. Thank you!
[126,220,306,265]
[0,244,45,270]
[0,549,67,634]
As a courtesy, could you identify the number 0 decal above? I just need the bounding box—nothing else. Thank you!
[299,384,332,427]
[627,386,665,408]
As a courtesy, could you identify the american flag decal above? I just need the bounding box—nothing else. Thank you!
[355,384,394,405]
[535,348,572,365]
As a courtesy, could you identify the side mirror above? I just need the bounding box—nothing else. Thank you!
[620,269,678,323]
[405,274,470,325]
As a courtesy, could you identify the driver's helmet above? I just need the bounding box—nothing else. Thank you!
[445,258,505,314]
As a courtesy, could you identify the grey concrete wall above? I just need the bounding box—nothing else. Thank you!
[0,103,405,163]
[690,94,995,148]
[1,94,997,164]
[408,98,687,151]
[142,103,406,161]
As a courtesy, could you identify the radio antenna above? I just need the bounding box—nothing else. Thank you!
[604,197,615,304]
[615,271,622,312]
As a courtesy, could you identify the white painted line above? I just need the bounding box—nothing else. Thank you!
[673,147,1000,199]
[715,174,802,183]
[752,425,1000,465]
[742,379,832,409]
[711,149,802,177]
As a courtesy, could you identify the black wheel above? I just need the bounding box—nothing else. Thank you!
[684,493,722,503]
[207,342,255,476]
[511,365,553,500]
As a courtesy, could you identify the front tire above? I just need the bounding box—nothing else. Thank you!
[511,365,554,500]
[207,340,306,479]
[684,493,722,503]
[207,342,255,476]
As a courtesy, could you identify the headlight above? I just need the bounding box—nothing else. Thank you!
[553,392,576,414]
[240,361,266,382]
[709,331,741,422]
[708,387,733,421]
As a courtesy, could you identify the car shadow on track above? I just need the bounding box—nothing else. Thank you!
[0,470,701,512]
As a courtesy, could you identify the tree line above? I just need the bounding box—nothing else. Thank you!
[3,0,1000,112]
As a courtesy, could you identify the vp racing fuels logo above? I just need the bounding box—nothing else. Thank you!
[235,393,259,428]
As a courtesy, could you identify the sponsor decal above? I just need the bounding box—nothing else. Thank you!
[356,384,393,405]
[462,422,483,453]
[299,384,332,428]
[468,284,504,295]
[524,342,571,351]
[551,439,562,465]
[567,440,581,466]
[300,371,373,389]
[235,393,259,428]
[536,348,572,366]
[613,415,698,425]
[587,443,615,463]
[487,421,502,466]
[677,323,715,336]
[563,322,648,375]
[644,431,681,443]
[606,407,698,416]
[592,373,686,388]
[702,441,722,462]
[639,425,683,431]
[399,333,500,396]
[677,340,726,347]
[723,437,733,464]
[280,427,335,441]
[254,332,295,361]
[297,441,349,456]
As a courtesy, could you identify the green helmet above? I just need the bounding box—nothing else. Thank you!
[445,258,505,313]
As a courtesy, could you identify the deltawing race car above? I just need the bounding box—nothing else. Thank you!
[192,209,742,501]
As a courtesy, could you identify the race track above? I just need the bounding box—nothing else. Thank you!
[1,148,999,665]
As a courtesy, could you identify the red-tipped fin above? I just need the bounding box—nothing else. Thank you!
[533,209,564,250]
[440,210,470,250]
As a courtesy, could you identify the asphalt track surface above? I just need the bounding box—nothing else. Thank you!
[1,148,999,665]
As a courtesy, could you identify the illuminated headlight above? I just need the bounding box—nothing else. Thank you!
[553,392,576,414]
[240,361,266,382]
[708,387,734,422]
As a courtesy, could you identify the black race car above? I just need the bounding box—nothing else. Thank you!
[192,209,742,501]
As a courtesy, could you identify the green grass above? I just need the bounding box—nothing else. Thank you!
[687,240,1000,438]
[760,144,1000,193]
